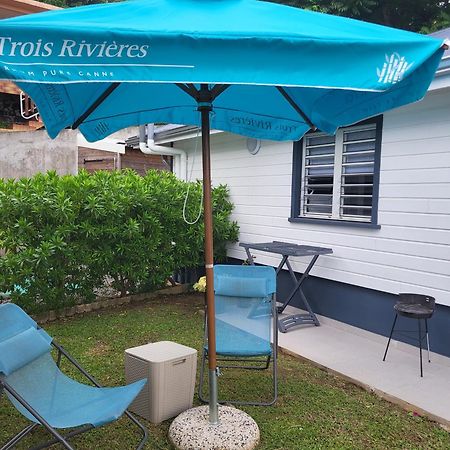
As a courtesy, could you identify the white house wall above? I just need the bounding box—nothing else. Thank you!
[179,87,450,306]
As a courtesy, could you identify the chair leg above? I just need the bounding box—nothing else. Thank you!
[383,314,398,361]
[197,348,208,404]
[1,424,36,450]
[30,426,93,450]
[272,304,278,405]
[124,411,149,450]
[232,349,277,407]
[2,382,74,450]
[272,344,278,406]
[418,319,423,378]
[425,319,431,363]
[198,352,277,406]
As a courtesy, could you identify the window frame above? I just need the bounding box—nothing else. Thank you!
[289,116,383,229]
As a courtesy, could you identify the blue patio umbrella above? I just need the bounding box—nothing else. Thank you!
[0,0,446,425]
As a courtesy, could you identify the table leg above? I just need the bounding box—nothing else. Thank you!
[277,254,319,314]
[244,247,255,265]
[298,287,320,326]
[277,254,321,332]
[275,255,288,274]
[285,258,298,284]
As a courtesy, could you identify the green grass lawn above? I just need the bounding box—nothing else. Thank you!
[1,293,449,449]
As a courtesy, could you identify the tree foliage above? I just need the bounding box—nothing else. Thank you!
[0,170,239,312]
[270,0,450,33]
[40,0,450,33]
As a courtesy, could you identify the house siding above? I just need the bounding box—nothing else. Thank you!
[178,87,450,307]
[270,266,450,358]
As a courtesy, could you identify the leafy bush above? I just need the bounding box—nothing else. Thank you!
[0,169,239,312]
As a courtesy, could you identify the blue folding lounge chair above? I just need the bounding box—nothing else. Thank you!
[199,265,278,406]
[0,303,148,450]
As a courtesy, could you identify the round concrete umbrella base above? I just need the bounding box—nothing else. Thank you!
[169,405,260,450]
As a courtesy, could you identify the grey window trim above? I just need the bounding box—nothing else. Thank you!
[290,116,383,228]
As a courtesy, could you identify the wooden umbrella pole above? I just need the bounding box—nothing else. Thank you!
[198,88,219,425]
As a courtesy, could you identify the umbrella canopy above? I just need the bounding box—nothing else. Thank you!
[0,0,446,425]
[0,0,446,142]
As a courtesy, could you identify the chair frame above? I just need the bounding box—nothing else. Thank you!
[0,338,148,450]
[198,292,278,406]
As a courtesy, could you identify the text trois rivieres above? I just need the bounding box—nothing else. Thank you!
[0,37,149,58]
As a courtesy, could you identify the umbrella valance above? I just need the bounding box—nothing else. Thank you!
[0,0,445,142]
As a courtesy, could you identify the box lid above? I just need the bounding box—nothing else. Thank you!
[125,341,197,362]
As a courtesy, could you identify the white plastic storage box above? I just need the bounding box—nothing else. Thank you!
[125,341,197,423]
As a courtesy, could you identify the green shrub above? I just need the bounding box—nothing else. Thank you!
[0,169,238,312]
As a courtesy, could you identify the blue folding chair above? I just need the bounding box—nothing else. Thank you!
[0,303,148,450]
[198,265,278,406]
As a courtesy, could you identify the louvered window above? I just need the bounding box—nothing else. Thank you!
[298,120,381,224]
[302,134,335,217]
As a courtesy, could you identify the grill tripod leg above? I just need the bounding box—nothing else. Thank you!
[383,314,397,361]
[418,319,423,378]
[425,319,430,363]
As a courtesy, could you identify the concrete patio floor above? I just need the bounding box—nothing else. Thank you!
[277,306,450,428]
